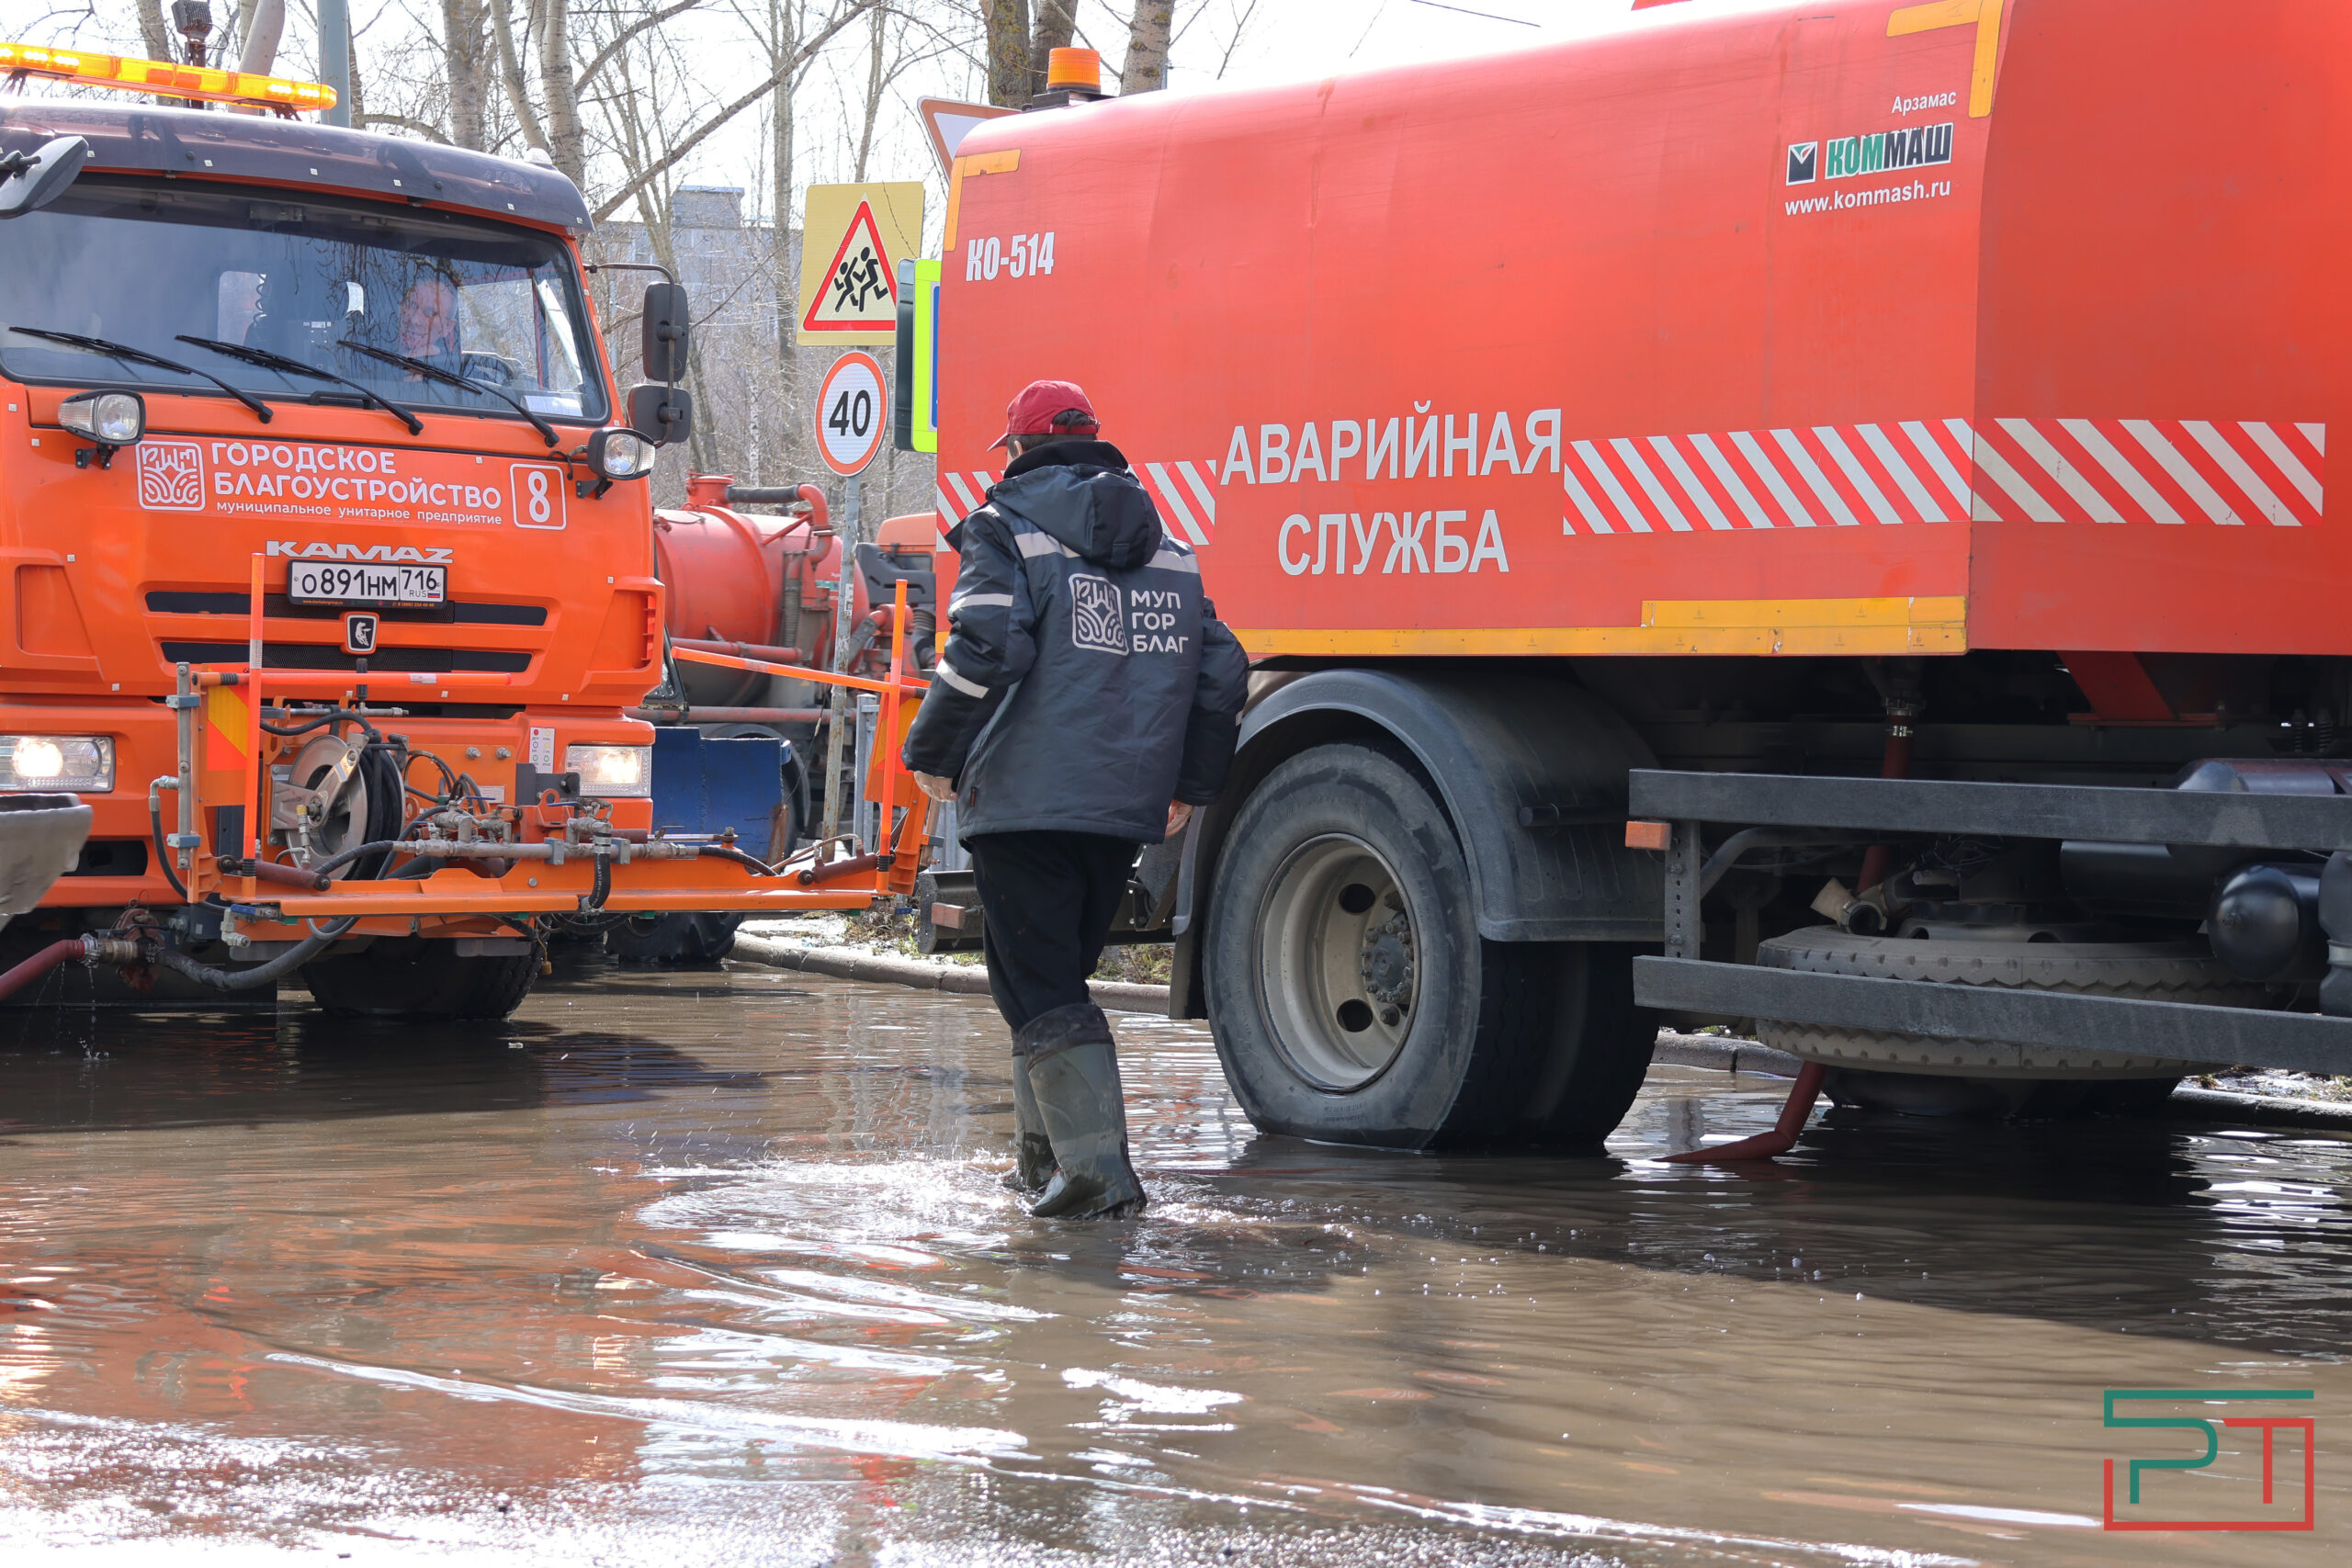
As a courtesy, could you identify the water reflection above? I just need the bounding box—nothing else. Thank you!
[0,953,2346,1562]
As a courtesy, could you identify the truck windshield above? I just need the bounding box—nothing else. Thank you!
[0,175,605,425]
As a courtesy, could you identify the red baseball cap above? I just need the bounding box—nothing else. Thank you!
[989,378,1101,449]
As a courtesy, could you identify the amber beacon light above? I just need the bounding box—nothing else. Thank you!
[0,40,337,114]
[1046,48,1101,93]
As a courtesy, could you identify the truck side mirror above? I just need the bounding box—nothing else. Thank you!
[640,282,689,382]
[0,137,92,220]
[628,382,694,446]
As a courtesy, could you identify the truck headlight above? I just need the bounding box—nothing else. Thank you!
[586,427,655,481]
[59,389,145,446]
[0,735,114,792]
[563,743,650,797]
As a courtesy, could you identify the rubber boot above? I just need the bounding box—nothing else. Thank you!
[1001,1054,1057,1194]
[1014,1003,1145,1220]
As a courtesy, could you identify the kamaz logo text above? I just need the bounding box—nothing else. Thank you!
[266,541,455,565]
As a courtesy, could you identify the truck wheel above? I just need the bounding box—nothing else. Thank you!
[604,912,744,964]
[1204,742,1652,1150]
[300,939,539,1021]
[1758,929,2257,1111]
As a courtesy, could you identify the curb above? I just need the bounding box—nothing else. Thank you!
[2161,1085,2352,1132]
[729,936,1172,1014]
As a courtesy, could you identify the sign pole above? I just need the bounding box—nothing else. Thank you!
[820,471,864,842]
[812,349,888,844]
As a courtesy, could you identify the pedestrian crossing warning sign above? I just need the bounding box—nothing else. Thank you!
[797,181,926,346]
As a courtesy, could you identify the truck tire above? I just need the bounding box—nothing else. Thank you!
[300,939,539,1021]
[1757,928,2269,1113]
[604,911,744,964]
[1204,742,1652,1150]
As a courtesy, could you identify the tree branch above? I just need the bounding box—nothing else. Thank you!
[589,1,875,221]
[357,110,456,142]
[575,0,705,90]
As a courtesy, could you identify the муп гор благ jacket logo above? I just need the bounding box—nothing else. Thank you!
[1069,574,1128,655]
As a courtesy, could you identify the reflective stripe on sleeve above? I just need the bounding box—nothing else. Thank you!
[933,659,989,698]
[1015,532,1077,558]
[1146,548,1201,574]
[952,592,1016,612]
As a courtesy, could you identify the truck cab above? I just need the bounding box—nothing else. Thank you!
[0,83,769,1016]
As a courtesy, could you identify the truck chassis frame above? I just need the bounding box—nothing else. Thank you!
[1632,769,2352,1076]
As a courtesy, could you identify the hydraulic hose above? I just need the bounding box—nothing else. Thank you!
[150,800,189,902]
[697,843,783,877]
[306,838,407,878]
[153,919,356,991]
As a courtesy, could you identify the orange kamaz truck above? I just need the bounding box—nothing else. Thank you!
[923,0,2352,1148]
[0,48,930,1017]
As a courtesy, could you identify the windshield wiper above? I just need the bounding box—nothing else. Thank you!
[338,338,560,448]
[6,326,273,423]
[175,334,424,436]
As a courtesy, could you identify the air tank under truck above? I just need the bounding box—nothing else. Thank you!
[928,0,2352,1146]
[0,49,933,1017]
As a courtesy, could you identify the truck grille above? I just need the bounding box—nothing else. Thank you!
[157,641,532,673]
[145,592,548,626]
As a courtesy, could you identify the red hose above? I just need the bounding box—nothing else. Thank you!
[1667,698,1916,1166]
[0,939,87,1004]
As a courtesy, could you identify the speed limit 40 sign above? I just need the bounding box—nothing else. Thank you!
[815,351,888,476]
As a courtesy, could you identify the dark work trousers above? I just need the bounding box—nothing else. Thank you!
[966,830,1140,1033]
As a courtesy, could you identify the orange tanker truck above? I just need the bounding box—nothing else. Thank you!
[0,47,931,1017]
[921,0,2352,1149]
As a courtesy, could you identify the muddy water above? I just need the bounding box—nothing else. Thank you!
[2,955,2348,1565]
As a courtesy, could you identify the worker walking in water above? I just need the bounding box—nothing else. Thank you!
[905,380,1248,1219]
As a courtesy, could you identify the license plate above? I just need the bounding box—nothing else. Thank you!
[286,561,446,604]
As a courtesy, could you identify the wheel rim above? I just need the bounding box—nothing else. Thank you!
[1256,833,1419,1091]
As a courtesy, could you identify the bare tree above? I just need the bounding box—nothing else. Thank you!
[982,0,1027,107]
[759,0,803,482]
[587,3,876,223]
[1026,0,1072,95]
[133,0,173,61]
[537,0,587,182]
[852,1,886,180]
[438,1,491,149]
[1121,0,1170,94]
[237,0,285,72]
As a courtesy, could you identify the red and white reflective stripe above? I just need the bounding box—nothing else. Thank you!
[933,470,999,546]
[1138,459,1219,547]
[1977,418,2324,527]
[1560,419,2324,535]
[932,458,1225,548]
[1566,421,1978,534]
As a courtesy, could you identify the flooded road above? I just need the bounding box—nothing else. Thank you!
[2,954,2347,1565]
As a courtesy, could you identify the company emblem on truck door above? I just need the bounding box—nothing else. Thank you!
[135,439,207,510]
